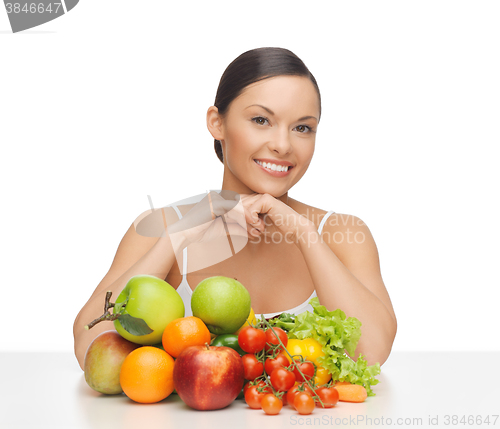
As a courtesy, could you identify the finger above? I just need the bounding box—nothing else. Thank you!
[246,222,262,237]
[212,199,239,218]
[226,219,250,237]
[246,206,266,228]
[209,192,239,212]
[224,206,248,231]
[193,192,238,222]
[246,195,277,225]
[238,193,259,203]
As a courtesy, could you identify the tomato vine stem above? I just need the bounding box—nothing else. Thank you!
[262,319,325,408]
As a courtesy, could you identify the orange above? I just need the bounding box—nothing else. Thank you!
[162,316,211,358]
[119,346,175,404]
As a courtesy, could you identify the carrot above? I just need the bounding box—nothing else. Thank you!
[334,382,368,403]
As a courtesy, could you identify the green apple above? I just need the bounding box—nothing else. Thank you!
[191,276,251,335]
[84,330,140,394]
[113,275,185,344]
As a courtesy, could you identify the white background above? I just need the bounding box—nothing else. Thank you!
[1,1,498,354]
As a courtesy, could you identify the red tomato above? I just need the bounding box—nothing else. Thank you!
[264,352,289,375]
[286,383,315,408]
[282,390,288,406]
[315,386,339,408]
[242,354,264,380]
[265,327,288,351]
[294,392,315,415]
[245,385,268,409]
[243,381,251,395]
[244,380,272,395]
[261,393,283,415]
[292,360,315,383]
[238,326,267,354]
[270,367,296,392]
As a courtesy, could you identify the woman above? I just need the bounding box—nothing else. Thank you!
[73,47,397,370]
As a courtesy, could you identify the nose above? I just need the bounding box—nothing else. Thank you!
[267,127,292,155]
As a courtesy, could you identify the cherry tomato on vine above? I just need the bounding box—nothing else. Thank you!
[264,327,288,351]
[264,351,289,375]
[314,386,339,408]
[244,380,271,396]
[270,367,296,392]
[281,390,288,406]
[242,354,264,380]
[287,383,315,408]
[245,384,269,409]
[238,326,267,354]
[294,392,315,415]
[292,360,315,383]
[261,393,283,415]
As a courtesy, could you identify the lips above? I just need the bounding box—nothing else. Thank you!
[253,159,293,177]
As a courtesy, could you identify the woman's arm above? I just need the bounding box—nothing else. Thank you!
[229,193,396,366]
[73,208,187,370]
[297,214,397,366]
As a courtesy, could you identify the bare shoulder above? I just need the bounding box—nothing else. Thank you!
[134,206,181,238]
[287,197,366,239]
[287,197,331,230]
[320,212,376,261]
[108,206,181,276]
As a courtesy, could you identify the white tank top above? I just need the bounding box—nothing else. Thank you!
[171,205,335,319]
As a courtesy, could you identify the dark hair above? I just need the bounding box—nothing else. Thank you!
[213,47,321,163]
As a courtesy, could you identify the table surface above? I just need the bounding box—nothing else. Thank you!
[1,351,499,429]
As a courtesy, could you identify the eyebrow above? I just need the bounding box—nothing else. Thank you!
[245,104,318,122]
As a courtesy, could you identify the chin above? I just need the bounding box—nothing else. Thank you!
[248,183,290,198]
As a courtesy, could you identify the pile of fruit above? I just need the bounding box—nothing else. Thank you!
[83,274,380,415]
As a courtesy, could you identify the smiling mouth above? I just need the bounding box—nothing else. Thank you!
[254,159,293,172]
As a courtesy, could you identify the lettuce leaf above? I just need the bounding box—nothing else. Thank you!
[271,297,380,396]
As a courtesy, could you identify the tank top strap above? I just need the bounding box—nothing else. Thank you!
[170,204,182,220]
[318,210,335,234]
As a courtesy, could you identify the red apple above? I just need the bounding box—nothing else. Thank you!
[173,344,244,410]
[84,330,140,394]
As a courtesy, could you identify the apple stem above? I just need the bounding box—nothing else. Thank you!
[84,291,123,330]
[104,291,114,312]
[205,343,210,351]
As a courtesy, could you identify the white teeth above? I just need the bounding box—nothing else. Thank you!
[255,160,289,172]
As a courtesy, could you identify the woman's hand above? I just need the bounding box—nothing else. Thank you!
[168,190,248,246]
[238,193,316,246]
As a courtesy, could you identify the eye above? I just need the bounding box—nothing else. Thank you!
[294,125,313,133]
[252,116,269,126]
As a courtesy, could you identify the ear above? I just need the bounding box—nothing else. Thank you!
[206,106,225,140]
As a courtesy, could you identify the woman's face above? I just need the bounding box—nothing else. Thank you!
[216,75,320,198]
